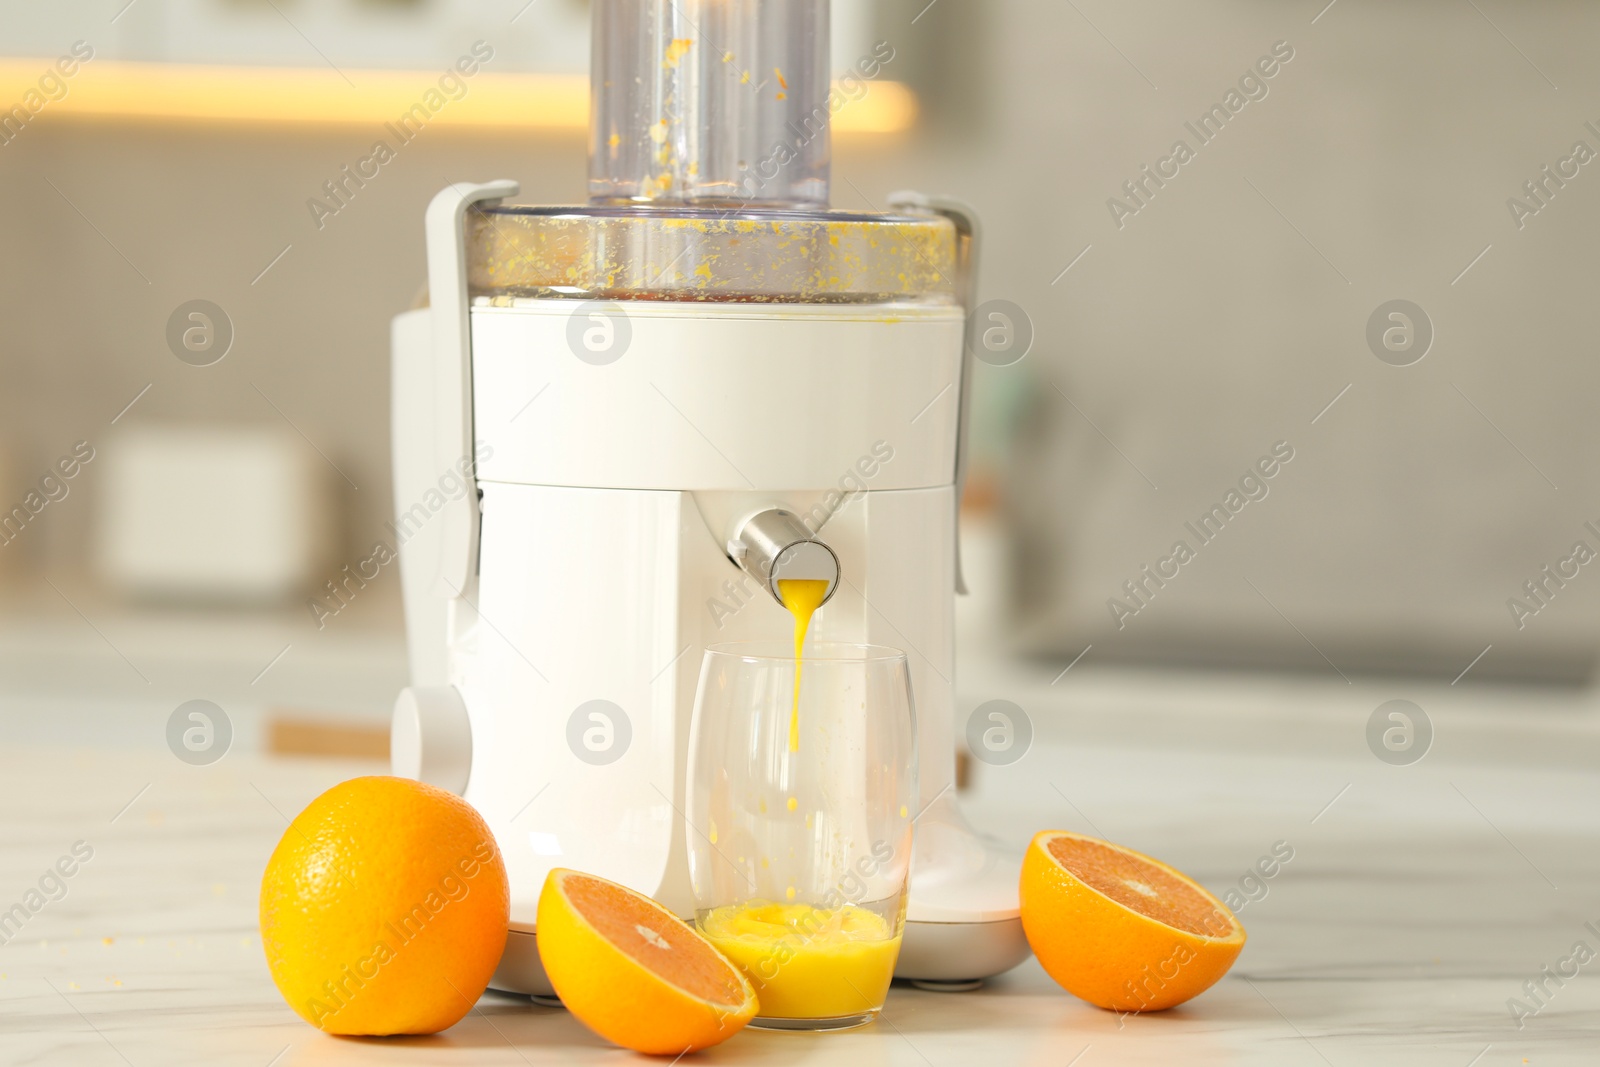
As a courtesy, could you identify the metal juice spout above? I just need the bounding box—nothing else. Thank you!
[728,508,840,608]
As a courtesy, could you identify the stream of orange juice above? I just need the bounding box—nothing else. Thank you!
[698,901,901,1019]
[776,578,828,752]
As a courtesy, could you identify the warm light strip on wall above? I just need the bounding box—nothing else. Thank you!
[0,60,917,134]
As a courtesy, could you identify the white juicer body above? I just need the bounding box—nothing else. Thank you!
[390,183,1029,995]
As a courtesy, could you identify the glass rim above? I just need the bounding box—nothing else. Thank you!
[703,640,908,665]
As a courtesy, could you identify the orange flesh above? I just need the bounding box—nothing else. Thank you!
[562,874,748,1007]
[1046,836,1234,938]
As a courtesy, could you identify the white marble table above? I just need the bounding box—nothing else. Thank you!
[3,665,1598,1065]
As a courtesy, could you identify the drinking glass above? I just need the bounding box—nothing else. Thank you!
[687,641,915,1030]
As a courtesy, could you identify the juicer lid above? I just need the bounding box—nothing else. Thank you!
[468,205,959,304]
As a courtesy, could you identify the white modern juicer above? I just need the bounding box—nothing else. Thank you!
[388,0,1029,993]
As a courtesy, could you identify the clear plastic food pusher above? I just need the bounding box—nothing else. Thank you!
[589,0,830,206]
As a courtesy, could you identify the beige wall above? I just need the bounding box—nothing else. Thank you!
[939,0,1600,682]
[0,122,583,577]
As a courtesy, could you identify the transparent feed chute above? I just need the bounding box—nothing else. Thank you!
[589,0,831,207]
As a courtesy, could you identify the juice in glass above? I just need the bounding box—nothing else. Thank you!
[700,900,902,1019]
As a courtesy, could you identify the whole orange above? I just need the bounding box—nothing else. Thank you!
[1020,830,1245,1013]
[259,775,509,1035]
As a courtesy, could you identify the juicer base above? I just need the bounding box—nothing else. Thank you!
[490,929,556,997]
[908,978,984,993]
[894,918,1032,982]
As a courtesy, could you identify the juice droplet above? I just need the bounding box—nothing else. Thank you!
[709,821,718,845]
[786,796,798,812]
[785,886,796,902]
[899,805,908,819]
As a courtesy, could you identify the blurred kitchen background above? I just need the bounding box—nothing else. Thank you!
[3,0,1599,754]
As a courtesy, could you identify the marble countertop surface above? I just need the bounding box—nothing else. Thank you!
[3,664,1599,1065]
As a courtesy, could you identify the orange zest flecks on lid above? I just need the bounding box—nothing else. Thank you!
[664,38,693,68]
[466,211,957,303]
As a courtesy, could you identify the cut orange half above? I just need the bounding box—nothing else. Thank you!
[1020,830,1246,1012]
[536,869,757,1055]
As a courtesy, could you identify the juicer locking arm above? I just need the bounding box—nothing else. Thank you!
[888,191,980,597]
[425,179,519,597]
[728,509,840,608]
